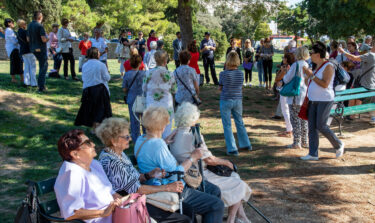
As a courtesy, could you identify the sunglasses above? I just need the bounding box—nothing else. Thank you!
[79,139,94,147]
[119,135,131,141]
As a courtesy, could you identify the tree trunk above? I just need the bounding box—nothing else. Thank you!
[177,0,193,49]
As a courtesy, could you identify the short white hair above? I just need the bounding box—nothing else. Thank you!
[150,41,157,50]
[288,40,296,48]
[295,46,309,61]
[175,102,200,127]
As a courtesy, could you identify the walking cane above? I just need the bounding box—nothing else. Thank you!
[191,123,205,192]
[168,171,185,215]
[247,201,272,223]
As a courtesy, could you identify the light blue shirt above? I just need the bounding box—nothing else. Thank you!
[143,50,156,70]
[134,135,184,182]
[174,65,198,104]
[82,59,111,93]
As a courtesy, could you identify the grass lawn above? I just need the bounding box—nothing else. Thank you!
[1,54,374,222]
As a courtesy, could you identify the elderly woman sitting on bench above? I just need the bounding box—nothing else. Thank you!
[169,102,252,223]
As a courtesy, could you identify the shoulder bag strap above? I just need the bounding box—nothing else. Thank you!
[127,71,139,90]
[358,64,375,81]
[135,138,151,159]
[175,70,195,97]
[307,61,329,94]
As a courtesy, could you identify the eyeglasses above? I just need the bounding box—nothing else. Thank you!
[119,135,131,141]
[79,139,94,147]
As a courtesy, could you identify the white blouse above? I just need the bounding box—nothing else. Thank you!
[308,62,335,101]
[5,28,19,57]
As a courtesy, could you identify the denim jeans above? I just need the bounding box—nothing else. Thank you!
[33,51,48,91]
[220,99,251,152]
[128,100,142,143]
[308,101,342,157]
[182,180,224,223]
[257,60,264,83]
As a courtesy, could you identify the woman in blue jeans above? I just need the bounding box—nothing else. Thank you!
[219,51,252,156]
[255,39,264,87]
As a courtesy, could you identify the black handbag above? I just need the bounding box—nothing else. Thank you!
[206,161,237,177]
[14,182,39,223]
[175,70,202,106]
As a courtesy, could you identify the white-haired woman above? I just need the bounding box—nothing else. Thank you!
[142,50,177,138]
[143,41,157,70]
[170,102,252,223]
[279,46,310,149]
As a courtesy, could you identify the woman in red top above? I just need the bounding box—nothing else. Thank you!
[78,33,92,72]
[124,47,145,72]
[146,30,158,51]
[188,40,201,85]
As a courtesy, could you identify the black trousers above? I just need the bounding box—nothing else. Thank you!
[263,59,273,82]
[202,56,218,84]
[147,204,192,223]
[62,48,76,77]
[244,68,252,82]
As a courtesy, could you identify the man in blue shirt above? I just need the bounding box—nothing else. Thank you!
[200,32,218,85]
[27,11,49,93]
[172,31,183,68]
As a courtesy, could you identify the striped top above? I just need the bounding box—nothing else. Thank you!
[219,69,244,100]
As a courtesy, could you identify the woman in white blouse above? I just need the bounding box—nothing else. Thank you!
[57,18,78,80]
[4,18,23,83]
[301,41,344,161]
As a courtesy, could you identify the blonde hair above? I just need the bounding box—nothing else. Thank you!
[295,46,310,61]
[130,47,139,57]
[175,102,200,127]
[154,50,168,66]
[17,19,26,27]
[95,117,130,147]
[225,51,240,67]
[245,39,252,48]
[142,107,170,132]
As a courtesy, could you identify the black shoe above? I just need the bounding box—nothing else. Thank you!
[226,151,239,156]
[271,115,282,120]
[72,77,80,81]
[38,88,47,93]
[64,76,69,80]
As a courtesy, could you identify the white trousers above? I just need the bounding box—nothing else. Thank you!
[119,58,127,74]
[280,96,293,132]
[78,55,87,71]
[22,53,37,86]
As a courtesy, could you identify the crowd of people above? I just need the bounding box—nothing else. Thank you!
[3,11,375,223]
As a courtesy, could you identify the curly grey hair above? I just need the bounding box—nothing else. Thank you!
[175,102,200,127]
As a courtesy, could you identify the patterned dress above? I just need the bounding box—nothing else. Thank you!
[142,66,177,117]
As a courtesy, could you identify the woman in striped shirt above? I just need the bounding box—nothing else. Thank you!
[219,52,252,156]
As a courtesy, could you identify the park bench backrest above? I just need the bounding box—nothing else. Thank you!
[334,91,375,102]
[35,178,60,215]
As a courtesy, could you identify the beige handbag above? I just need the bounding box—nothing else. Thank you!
[184,163,202,189]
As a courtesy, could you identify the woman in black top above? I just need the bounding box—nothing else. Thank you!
[226,39,242,64]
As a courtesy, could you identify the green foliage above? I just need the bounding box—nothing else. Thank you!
[304,0,375,38]
[254,22,272,40]
[5,0,62,28]
[277,4,308,37]
[61,0,98,35]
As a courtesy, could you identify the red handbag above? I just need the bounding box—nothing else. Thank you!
[298,61,329,120]
[112,193,151,223]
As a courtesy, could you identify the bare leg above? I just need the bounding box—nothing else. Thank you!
[227,202,241,223]
[20,74,24,83]
[11,75,17,83]
[236,203,251,223]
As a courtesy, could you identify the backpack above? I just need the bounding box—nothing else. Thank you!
[330,59,350,88]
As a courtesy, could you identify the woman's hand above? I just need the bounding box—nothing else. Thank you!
[148,167,166,179]
[101,199,121,217]
[276,81,283,87]
[191,148,203,161]
[303,66,313,78]
[225,161,234,170]
[165,181,184,193]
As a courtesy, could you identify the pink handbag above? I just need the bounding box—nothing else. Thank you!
[112,193,151,223]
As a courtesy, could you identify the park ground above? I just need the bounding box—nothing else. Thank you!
[1,55,375,222]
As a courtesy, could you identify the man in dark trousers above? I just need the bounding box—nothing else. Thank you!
[200,32,218,85]
[27,11,49,93]
[172,31,183,68]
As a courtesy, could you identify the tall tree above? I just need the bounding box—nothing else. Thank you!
[277,4,308,39]
[254,22,272,40]
[5,0,61,27]
[62,0,98,35]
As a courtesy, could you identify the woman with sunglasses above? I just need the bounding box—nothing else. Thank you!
[54,129,122,222]
[96,117,191,223]
[301,41,344,161]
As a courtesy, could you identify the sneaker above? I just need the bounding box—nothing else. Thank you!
[258,83,262,87]
[300,154,319,161]
[336,142,345,158]
[226,151,239,157]
[287,144,302,149]
[262,84,266,88]
[239,146,252,151]
[248,83,252,87]
[243,83,247,87]
[370,117,375,125]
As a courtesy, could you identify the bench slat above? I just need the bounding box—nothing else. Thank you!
[334,91,375,102]
[335,87,369,96]
[330,103,375,116]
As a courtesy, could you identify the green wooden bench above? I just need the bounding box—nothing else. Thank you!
[330,87,375,135]
[28,178,84,223]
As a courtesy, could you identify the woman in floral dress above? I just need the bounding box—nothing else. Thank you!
[142,50,177,138]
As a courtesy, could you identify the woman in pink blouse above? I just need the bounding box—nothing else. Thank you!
[48,24,62,76]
